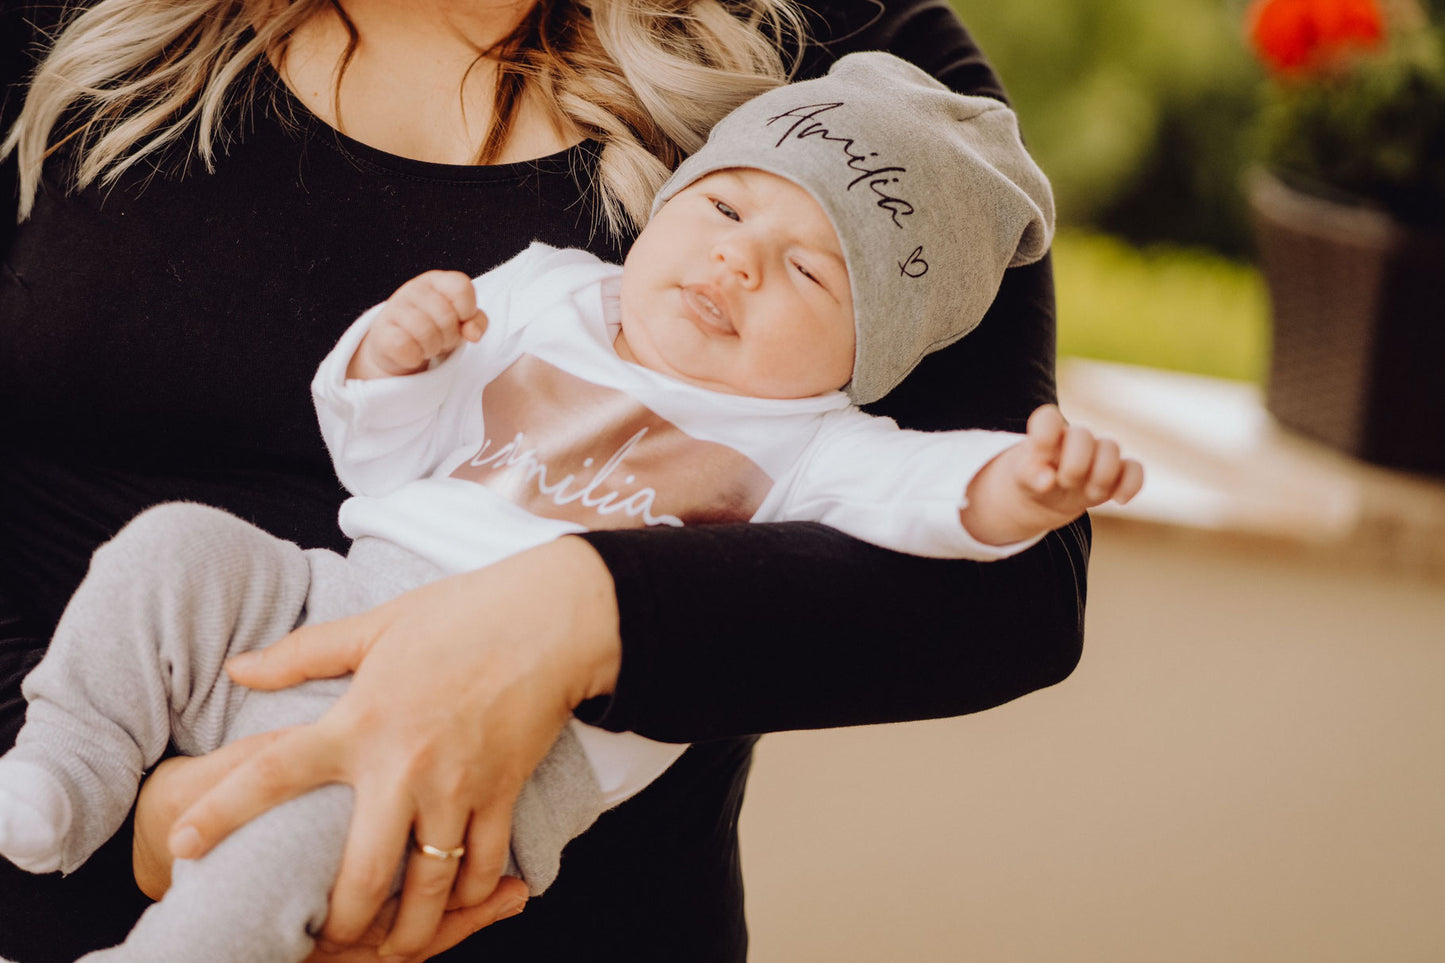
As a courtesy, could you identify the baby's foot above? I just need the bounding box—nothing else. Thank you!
[0,758,73,873]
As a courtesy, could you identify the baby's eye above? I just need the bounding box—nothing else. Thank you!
[792,261,823,287]
[712,199,741,221]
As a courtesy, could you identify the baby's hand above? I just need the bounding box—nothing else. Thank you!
[1015,403,1143,515]
[960,404,1144,546]
[347,271,488,380]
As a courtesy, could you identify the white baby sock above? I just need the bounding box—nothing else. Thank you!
[0,757,73,874]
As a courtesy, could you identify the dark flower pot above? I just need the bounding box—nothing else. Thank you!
[1248,167,1445,476]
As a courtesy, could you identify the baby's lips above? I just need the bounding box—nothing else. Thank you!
[681,285,737,335]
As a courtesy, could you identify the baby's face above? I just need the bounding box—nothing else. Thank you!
[615,169,855,399]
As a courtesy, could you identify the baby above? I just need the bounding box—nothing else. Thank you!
[0,52,1139,961]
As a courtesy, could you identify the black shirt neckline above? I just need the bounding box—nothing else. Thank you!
[257,54,597,183]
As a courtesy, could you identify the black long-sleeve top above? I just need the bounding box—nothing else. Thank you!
[0,1,1089,958]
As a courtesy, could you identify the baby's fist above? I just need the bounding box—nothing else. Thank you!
[1020,405,1143,510]
[348,270,487,379]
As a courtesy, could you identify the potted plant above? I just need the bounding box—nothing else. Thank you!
[1244,0,1445,475]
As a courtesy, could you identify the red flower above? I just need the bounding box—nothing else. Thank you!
[1247,0,1385,75]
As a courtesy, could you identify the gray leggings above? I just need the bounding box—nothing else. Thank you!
[12,502,602,963]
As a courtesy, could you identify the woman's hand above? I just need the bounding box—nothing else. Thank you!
[133,731,289,899]
[166,536,622,958]
[135,743,525,961]
[302,877,529,963]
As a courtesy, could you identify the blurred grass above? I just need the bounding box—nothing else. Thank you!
[1053,229,1271,384]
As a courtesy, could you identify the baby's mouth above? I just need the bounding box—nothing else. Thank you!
[681,286,736,335]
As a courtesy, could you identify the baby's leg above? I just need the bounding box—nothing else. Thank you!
[509,722,605,894]
[78,725,606,963]
[115,539,611,961]
[68,536,364,962]
[3,516,608,958]
[0,503,313,874]
[77,776,352,962]
[67,539,604,962]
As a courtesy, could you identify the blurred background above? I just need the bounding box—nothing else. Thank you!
[737,1,1445,959]
[969,0,1271,382]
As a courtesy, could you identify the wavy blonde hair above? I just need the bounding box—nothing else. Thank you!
[3,0,803,234]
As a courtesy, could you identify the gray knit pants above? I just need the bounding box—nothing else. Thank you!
[8,502,603,962]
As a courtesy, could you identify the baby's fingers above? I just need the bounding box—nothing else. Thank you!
[1016,405,1069,493]
[400,291,462,355]
[460,311,488,343]
[414,270,477,324]
[1081,438,1123,503]
[1025,404,1068,454]
[392,272,480,350]
[1113,459,1145,505]
[1055,425,1100,489]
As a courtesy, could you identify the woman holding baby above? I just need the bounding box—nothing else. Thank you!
[0,0,1089,958]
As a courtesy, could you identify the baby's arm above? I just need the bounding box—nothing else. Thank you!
[959,405,1143,546]
[346,270,488,380]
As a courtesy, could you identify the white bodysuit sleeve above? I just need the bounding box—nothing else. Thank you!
[776,409,1043,560]
[310,244,552,496]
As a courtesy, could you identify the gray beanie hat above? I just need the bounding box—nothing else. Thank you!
[653,52,1055,404]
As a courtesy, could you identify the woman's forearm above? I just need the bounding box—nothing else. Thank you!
[578,515,1089,743]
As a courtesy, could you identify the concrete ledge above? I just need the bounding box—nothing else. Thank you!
[1059,359,1445,582]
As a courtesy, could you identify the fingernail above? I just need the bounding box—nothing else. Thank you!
[170,825,201,858]
[502,897,527,919]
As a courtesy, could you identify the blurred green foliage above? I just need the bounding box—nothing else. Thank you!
[1052,230,1270,382]
[1256,20,1445,227]
[956,0,1273,381]
[957,0,1261,255]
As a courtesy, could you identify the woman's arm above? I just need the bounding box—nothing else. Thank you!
[576,0,1086,742]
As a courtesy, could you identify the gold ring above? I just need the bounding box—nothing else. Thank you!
[414,841,466,862]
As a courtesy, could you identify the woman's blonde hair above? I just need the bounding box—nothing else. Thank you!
[3,0,803,234]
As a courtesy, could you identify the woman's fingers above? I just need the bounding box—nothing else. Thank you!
[367,788,476,954]
[307,878,527,962]
[227,617,375,690]
[377,836,467,956]
[452,802,515,906]
[377,741,519,951]
[169,726,339,859]
[425,876,528,951]
[322,776,417,944]
[133,731,291,897]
